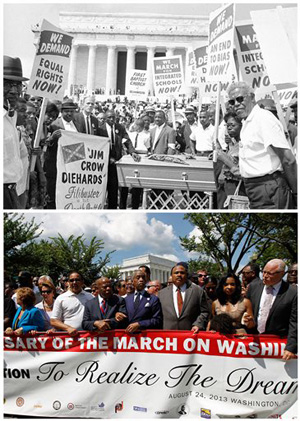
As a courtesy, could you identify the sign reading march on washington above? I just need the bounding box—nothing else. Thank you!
[56,132,109,209]
[4,331,297,418]
[207,3,235,83]
[27,19,73,100]
[153,55,185,98]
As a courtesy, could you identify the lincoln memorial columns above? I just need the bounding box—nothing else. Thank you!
[106,45,117,95]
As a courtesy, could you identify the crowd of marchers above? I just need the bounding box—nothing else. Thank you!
[4,259,297,361]
[4,55,297,210]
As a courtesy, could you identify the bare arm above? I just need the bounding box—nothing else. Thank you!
[271,146,297,194]
[50,318,78,336]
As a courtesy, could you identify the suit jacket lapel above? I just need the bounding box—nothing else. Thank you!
[254,283,264,320]
[180,282,192,317]
[267,282,288,320]
[152,125,166,152]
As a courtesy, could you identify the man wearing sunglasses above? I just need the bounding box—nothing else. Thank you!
[50,271,93,335]
[227,81,297,209]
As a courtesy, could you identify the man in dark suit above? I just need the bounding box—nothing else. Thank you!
[123,270,163,333]
[246,259,297,361]
[149,110,176,155]
[82,277,127,332]
[73,95,100,136]
[158,263,209,332]
[44,99,80,208]
[178,105,198,154]
[98,110,140,209]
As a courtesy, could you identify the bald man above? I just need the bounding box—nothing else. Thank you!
[82,277,127,332]
[246,259,297,360]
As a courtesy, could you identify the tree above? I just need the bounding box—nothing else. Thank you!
[181,213,297,274]
[49,234,114,284]
[4,213,43,274]
[101,265,122,280]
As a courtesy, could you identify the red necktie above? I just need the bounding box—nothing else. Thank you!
[177,288,183,315]
[100,299,107,316]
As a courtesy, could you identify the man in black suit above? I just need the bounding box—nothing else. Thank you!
[98,110,140,209]
[82,277,127,332]
[122,270,163,333]
[73,95,100,136]
[178,105,198,153]
[158,263,209,332]
[246,259,297,361]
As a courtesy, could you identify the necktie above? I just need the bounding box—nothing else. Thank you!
[177,288,183,315]
[257,286,274,333]
[100,299,107,317]
[134,292,140,310]
[135,133,139,148]
[86,116,91,134]
[111,126,115,146]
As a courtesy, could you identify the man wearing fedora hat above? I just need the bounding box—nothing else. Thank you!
[179,105,199,154]
[3,55,28,209]
[43,98,80,208]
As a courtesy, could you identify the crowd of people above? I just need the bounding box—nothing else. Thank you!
[4,259,297,361]
[4,55,298,210]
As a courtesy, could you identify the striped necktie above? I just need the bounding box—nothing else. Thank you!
[100,299,107,317]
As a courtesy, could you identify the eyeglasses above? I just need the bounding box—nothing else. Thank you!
[91,289,97,292]
[198,274,207,278]
[228,96,247,106]
[41,290,52,294]
[4,80,23,92]
[262,270,283,277]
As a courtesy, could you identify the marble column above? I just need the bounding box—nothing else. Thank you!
[166,48,175,57]
[68,44,78,96]
[125,46,136,93]
[146,46,155,97]
[106,46,116,95]
[86,45,97,93]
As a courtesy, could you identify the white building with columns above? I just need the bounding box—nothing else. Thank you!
[33,12,208,96]
[120,254,177,283]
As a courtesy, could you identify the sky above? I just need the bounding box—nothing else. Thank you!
[20,211,254,270]
[3,1,296,77]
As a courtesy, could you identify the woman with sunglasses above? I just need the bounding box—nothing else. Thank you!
[35,279,56,331]
[207,274,255,334]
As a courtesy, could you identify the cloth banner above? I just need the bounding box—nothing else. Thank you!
[125,69,148,100]
[185,49,198,88]
[56,131,109,209]
[207,4,235,83]
[27,19,73,100]
[153,56,185,99]
[4,331,297,418]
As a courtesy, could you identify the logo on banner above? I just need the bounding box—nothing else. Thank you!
[177,404,189,415]
[133,406,147,412]
[201,408,212,419]
[53,401,61,410]
[16,397,24,407]
[61,142,85,164]
[115,401,123,413]
[67,403,74,410]
[155,410,170,415]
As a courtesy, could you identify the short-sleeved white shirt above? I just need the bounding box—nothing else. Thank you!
[190,124,214,151]
[51,289,93,330]
[239,104,291,178]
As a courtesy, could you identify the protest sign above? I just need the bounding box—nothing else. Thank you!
[234,21,274,95]
[153,55,185,98]
[207,4,235,83]
[185,49,198,87]
[4,331,297,419]
[27,19,73,100]
[250,7,297,87]
[125,69,148,100]
[56,131,109,209]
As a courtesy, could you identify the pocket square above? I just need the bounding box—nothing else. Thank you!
[145,303,150,307]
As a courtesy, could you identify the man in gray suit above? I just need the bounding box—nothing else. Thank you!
[158,263,209,332]
[149,110,176,155]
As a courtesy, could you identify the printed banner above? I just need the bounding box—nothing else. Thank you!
[153,55,185,98]
[207,4,235,83]
[27,19,73,100]
[234,21,274,95]
[56,131,109,209]
[125,69,148,100]
[4,331,297,418]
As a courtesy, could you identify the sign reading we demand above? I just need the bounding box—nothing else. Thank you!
[27,19,73,100]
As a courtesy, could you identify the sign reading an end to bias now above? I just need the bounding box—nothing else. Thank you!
[153,56,185,98]
[27,19,73,100]
[207,3,235,82]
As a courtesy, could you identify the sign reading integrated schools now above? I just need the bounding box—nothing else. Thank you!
[207,3,235,83]
[56,132,109,209]
[153,55,185,98]
[3,331,297,418]
[27,19,73,100]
